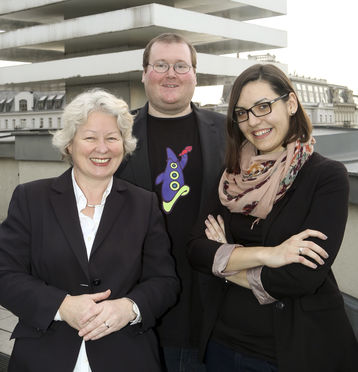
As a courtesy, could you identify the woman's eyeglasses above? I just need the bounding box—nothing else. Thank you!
[233,93,289,124]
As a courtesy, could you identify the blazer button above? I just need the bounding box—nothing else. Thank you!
[92,279,101,286]
[275,301,285,310]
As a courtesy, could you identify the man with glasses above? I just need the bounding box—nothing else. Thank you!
[115,33,226,371]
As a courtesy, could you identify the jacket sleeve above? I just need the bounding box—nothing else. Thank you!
[0,184,67,331]
[261,159,349,299]
[125,193,180,330]
[187,177,228,275]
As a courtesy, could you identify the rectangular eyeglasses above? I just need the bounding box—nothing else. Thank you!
[233,93,289,124]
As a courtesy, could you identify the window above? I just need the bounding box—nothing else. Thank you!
[49,117,53,128]
[57,117,61,127]
[6,98,14,112]
[5,119,8,129]
[32,118,36,128]
[37,96,47,110]
[300,85,309,101]
[303,92,308,102]
[46,95,56,109]
[40,118,44,128]
[0,98,5,112]
[54,94,64,109]
[307,86,314,103]
[19,99,28,112]
[314,86,320,102]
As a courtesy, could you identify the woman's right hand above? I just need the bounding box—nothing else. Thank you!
[263,229,329,269]
[59,289,111,330]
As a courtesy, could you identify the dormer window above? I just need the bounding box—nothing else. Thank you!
[46,95,56,109]
[19,99,28,111]
[37,96,47,110]
[54,94,64,109]
[6,98,14,112]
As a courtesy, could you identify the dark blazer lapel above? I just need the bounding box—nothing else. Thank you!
[194,105,225,209]
[90,178,127,258]
[50,168,89,279]
[262,175,301,243]
[117,103,153,190]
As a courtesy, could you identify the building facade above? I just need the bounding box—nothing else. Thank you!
[291,75,356,127]
[0,91,65,130]
[0,0,287,107]
[217,53,357,127]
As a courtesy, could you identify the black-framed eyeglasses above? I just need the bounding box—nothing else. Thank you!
[233,93,289,124]
[147,61,192,74]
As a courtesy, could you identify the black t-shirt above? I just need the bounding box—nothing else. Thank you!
[147,112,204,347]
[213,213,276,363]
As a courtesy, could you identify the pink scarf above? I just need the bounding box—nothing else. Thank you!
[218,138,315,219]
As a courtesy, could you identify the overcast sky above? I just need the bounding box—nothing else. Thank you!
[194,0,358,104]
[251,0,358,91]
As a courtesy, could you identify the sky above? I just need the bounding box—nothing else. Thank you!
[1,0,357,105]
[194,0,358,104]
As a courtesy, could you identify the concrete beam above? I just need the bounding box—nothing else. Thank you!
[0,49,287,89]
[0,3,287,61]
[0,0,285,22]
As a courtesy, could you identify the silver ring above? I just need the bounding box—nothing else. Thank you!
[104,321,110,329]
[298,247,303,255]
[217,237,222,242]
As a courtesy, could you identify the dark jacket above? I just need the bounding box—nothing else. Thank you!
[115,102,226,347]
[116,102,226,211]
[188,152,358,372]
[0,169,179,372]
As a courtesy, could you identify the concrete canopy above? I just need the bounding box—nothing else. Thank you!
[0,3,287,62]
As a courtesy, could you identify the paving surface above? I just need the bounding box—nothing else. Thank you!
[0,306,15,371]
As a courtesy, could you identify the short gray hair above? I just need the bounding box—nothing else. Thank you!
[52,89,137,163]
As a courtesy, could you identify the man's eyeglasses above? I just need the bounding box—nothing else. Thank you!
[233,93,289,124]
[147,61,192,74]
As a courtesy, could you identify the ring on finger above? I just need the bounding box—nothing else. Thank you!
[298,247,303,255]
[217,237,222,242]
[104,321,110,329]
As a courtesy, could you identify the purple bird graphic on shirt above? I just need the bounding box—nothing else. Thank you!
[155,146,192,214]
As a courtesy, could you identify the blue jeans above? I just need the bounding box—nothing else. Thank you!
[205,340,278,372]
[162,346,207,372]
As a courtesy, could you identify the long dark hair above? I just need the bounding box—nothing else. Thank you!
[226,64,312,173]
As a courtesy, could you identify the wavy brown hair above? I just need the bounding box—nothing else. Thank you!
[226,64,312,173]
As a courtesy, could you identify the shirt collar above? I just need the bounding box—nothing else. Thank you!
[71,169,113,211]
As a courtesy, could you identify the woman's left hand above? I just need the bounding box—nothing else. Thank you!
[78,297,136,341]
[205,214,227,244]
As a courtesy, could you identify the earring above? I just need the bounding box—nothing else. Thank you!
[291,111,295,116]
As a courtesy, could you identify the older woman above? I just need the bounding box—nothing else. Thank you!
[0,89,179,372]
[188,64,358,372]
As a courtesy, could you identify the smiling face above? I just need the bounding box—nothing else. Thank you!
[141,41,197,117]
[237,80,298,155]
[67,111,124,185]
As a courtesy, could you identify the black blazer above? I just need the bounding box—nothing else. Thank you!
[115,102,226,345]
[188,152,358,372]
[0,169,179,372]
